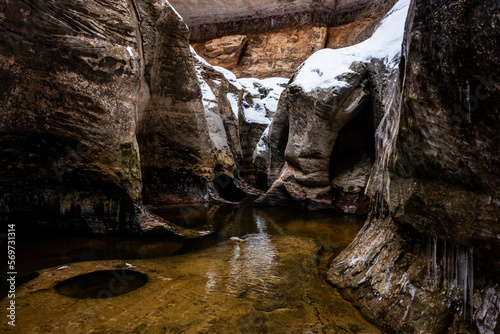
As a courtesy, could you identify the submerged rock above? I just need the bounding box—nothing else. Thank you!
[0,220,380,333]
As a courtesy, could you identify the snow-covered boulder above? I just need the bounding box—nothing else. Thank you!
[257,0,410,209]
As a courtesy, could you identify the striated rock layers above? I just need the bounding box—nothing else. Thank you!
[256,62,371,210]
[256,0,408,212]
[328,0,500,332]
[192,26,329,79]
[0,0,240,235]
[0,0,144,234]
[169,0,396,41]
[135,1,237,205]
[185,0,397,78]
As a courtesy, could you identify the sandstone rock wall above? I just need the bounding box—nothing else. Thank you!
[329,0,500,332]
[256,63,371,210]
[169,0,396,41]
[0,0,144,233]
[257,0,409,211]
[135,1,238,204]
[0,0,241,234]
[186,0,396,78]
[192,26,329,79]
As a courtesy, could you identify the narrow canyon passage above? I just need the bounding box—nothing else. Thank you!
[1,0,498,332]
[0,199,380,333]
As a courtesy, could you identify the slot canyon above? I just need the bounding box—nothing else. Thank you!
[0,0,499,333]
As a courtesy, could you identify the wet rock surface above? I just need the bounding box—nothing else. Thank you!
[329,0,500,332]
[0,0,242,232]
[0,0,145,233]
[390,0,500,250]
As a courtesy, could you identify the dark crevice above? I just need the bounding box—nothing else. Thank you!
[213,174,248,203]
[329,98,375,215]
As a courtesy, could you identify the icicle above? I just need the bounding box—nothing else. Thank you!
[433,236,438,288]
[443,241,447,285]
[424,238,475,318]
[454,246,458,288]
[463,247,468,318]
[466,81,472,123]
[448,244,454,285]
[468,247,474,319]
[427,236,432,283]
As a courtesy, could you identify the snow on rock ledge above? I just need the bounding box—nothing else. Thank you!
[256,0,410,209]
[191,47,288,187]
[292,0,410,93]
[239,77,288,125]
[238,77,288,181]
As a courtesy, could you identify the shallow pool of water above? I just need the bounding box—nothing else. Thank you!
[0,198,380,333]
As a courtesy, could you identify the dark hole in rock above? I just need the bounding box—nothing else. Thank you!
[255,172,269,191]
[329,100,375,215]
[55,270,148,299]
[213,175,248,202]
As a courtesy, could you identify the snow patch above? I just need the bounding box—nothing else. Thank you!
[125,46,135,58]
[199,79,217,109]
[255,126,270,156]
[239,77,288,125]
[227,93,240,118]
[191,46,211,66]
[214,66,244,91]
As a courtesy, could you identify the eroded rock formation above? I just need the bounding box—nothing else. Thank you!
[0,0,241,234]
[328,0,500,332]
[169,0,396,41]
[183,0,397,78]
[193,35,247,71]
[257,0,409,211]
[256,63,371,209]
[0,0,144,234]
[193,26,329,79]
[237,78,288,185]
[136,2,239,204]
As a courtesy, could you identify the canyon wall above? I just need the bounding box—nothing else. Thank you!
[0,0,241,234]
[168,0,395,41]
[134,0,237,204]
[184,0,397,78]
[0,0,144,234]
[328,0,500,332]
[257,0,408,213]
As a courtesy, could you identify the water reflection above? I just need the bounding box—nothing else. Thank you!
[227,216,279,297]
[0,198,381,334]
[1,197,365,301]
[197,199,365,300]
